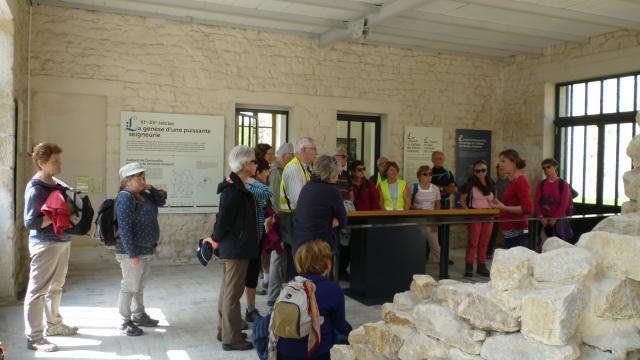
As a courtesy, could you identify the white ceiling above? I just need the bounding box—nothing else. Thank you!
[31,0,640,58]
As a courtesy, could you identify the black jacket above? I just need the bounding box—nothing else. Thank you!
[213,172,259,260]
[293,177,347,253]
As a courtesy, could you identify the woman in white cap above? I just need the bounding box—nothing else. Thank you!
[115,162,166,336]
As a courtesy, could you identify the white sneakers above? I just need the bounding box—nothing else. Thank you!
[27,338,58,352]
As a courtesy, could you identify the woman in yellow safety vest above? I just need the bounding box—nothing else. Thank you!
[378,161,411,211]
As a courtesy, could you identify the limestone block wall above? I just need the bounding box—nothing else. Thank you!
[24,5,504,267]
[0,0,28,304]
[498,30,640,186]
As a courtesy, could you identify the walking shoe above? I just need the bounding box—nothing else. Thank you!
[45,322,78,336]
[256,286,267,296]
[464,264,474,277]
[132,313,159,327]
[476,263,490,277]
[27,338,58,352]
[119,320,144,336]
[222,340,254,351]
[217,331,248,342]
[245,308,260,323]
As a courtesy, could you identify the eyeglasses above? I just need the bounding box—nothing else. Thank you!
[542,165,553,170]
[356,167,366,172]
[474,168,487,173]
[419,172,432,177]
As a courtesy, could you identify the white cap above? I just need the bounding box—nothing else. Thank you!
[119,162,146,179]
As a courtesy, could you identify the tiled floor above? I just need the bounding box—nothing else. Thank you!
[0,248,487,360]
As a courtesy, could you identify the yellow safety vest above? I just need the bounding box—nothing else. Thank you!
[380,179,407,210]
[279,156,311,213]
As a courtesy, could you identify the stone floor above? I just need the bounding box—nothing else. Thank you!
[0,248,488,360]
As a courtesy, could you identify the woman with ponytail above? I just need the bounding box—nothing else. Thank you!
[491,149,532,249]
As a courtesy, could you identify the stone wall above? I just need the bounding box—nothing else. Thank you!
[498,30,640,186]
[0,0,28,304]
[24,5,504,268]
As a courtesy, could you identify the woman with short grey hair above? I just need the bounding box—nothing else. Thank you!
[293,155,347,265]
[313,154,341,181]
[202,145,258,351]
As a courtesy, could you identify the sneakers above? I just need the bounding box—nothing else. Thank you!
[132,313,159,327]
[476,263,490,277]
[45,322,78,336]
[217,331,248,342]
[119,320,144,336]
[464,264,474,277]
[244,308,260,323]
[27,338,58,352]
[222,340,254,351]
[255,287,267,296]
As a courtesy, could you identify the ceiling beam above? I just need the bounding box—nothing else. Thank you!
[318,0,436,48]
[32,0,322,37]
[382,16,562,50]
[374,25,541,54]
[363,32,512,58]
[464,0,640,31]
[132,0,346,28]
[277,0,381,15]
[402,11,586,44]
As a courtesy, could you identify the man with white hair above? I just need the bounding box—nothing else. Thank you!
[279,137,317,281]
[265,142,293,307]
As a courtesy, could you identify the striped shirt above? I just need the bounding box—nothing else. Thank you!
[281,161,311,210]
[246,178,273,240]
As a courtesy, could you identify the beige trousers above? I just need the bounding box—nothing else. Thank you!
[24,240,71,340]
[217,259,249,344]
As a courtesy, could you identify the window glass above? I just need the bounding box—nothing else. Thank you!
[586,81,600,115]
[571,83,585,116]
[602,78,618,113]
[571,126,585,203]
[618,122,634,205]
[583,125,598,204]
[619,76,635,112]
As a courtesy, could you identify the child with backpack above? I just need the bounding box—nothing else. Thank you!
[268,240,350,360]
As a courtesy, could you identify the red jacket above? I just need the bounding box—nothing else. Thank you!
[352,179,381,211]
[499,175,532,231]
[41,190,72,236]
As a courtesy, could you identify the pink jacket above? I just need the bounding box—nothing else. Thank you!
[41,190,72,236]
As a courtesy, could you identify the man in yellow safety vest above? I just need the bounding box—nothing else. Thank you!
[278,137,317,281]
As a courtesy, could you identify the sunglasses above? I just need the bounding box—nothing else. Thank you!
[356,167,366,172]
[474,168,487,173]
[419,172,432,176]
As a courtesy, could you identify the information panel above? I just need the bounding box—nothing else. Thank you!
[120,111,224,213]
[403,126,443,181]
[455,129,492,187]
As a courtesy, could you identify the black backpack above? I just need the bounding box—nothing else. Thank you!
[64,188,94,235]
[93,198,118,247]
[33,179,94,236]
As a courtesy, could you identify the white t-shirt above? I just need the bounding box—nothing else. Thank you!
[412,183,441,210]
